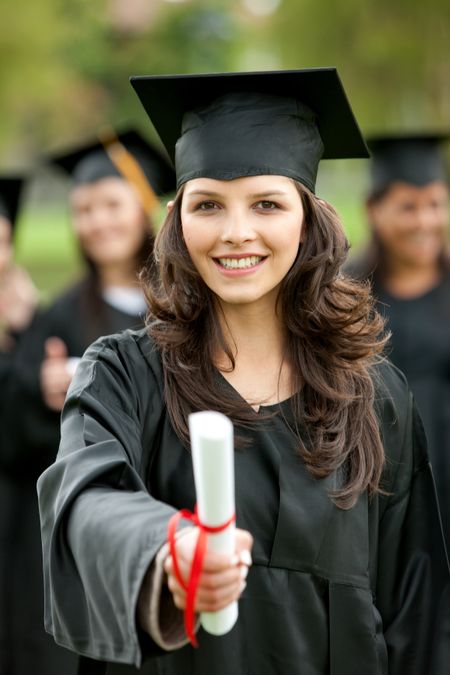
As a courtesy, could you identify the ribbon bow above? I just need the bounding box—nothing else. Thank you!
[167,506,236,647]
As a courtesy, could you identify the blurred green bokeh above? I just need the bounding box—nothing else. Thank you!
[2,0,448,300]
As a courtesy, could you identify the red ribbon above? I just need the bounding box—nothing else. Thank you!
[167,506,236,647]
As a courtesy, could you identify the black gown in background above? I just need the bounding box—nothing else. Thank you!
[372,275,450,549]
[0,278,146,675]
[37,329,449,675]
[0,325,36,675]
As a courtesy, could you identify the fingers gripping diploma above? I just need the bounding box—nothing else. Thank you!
[164,528,253,613]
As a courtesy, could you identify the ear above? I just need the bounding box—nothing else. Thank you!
[166,200,175,214]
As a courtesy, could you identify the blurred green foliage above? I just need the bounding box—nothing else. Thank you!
[1,0,448,298]
[1,0,448,161]
[13,209,82,302]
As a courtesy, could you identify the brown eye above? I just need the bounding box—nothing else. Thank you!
[197,201,218,211]
[106,199,121,210]
[399,202,416,213]
[255,200,278,210]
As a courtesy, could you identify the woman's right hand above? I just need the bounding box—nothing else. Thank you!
[164,527,253,613]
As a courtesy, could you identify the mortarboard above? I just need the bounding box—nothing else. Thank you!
[130,68,369,193]
[0,177,25,232]
[367,133,449,193]
[51,129,176,214]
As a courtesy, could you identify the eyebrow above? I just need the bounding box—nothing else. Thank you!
[184,190,290,198]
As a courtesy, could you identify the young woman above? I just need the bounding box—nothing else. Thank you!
[3,130,175,474]
[347,134,450,549]
[0,133,174,675]
[38,71,448,675]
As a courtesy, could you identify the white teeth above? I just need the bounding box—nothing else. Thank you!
[218,256,263,269]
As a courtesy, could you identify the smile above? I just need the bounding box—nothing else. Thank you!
[216,256,265,270]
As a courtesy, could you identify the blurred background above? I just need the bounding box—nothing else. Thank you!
[1,0,449,300]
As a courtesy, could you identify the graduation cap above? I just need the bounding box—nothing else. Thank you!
[367,133,449,193]
[130,68,369,193]
[51,129,176,214]
[0,177,25,232]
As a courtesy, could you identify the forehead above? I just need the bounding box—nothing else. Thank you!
[183,174,298,197]
[70,176,134,203]
[386,180,449,201]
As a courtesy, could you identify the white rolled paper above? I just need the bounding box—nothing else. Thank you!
[188,411,238,636]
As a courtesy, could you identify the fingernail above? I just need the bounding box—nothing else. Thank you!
[240,565,249,580]
[239,550,252,567]
[239,580,247,594]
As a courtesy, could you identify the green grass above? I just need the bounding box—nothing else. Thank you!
[14,208,82,303]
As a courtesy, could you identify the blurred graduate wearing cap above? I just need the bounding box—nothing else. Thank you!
[0,175,40,675]
[35,71,448,675]
[0,132,175,675]
[347,134,450,675]
[347,134,450,545]
[3,129,175,471]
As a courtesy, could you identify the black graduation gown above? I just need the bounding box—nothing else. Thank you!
[0,325,37,675]
[37,329,449,675]
[372,276,450,549]
[0,280,145,675]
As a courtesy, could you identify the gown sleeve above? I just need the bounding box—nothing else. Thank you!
[372,364,450,675]
[37,332,181,668]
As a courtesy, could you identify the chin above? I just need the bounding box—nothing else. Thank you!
[89,248,129,265]
[217,293,265,306]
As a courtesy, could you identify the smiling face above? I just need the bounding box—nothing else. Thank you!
[180,175,304,312]
[368,180,449,270]
[70,176,149,269]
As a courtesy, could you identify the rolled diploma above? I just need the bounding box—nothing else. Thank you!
[189,411,238,636]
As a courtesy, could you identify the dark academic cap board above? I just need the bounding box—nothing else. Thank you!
[0,177,25,231]
[367,133,449,193]
[130,68,369,193]
[51,129,176,200]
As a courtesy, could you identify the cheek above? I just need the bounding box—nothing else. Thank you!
[277,223,302,259]
[181,221,210,258]
[125,210,148,239]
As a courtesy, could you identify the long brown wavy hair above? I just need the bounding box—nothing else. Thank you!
[141,181,388,509]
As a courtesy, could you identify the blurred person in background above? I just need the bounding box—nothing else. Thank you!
[0,176,39,675]
[347,134,450,674]
[347,134,450,547]
[0,131,175,675]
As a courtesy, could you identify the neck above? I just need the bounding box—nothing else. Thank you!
[214,299,294,410]
[97,260,139,289]
[381,257,442,298]
[215,299,285,368]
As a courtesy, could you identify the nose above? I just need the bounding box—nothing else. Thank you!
[220,208,256,246]
[85,205,112,231]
